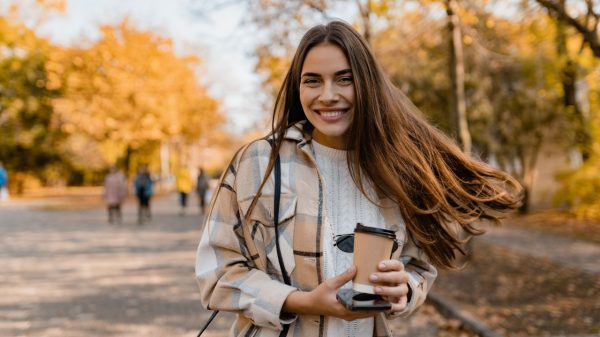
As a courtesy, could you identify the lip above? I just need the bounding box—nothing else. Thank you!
[315,107,350,112]
[313,108,350,122]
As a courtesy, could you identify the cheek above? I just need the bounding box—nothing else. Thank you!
[343,87,355,104]
[299,89,314,110]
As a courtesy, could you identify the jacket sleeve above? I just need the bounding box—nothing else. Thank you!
[195,157,297,331]
[387,232,438,319]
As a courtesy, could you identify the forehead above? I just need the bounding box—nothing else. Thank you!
[301,42,350,74]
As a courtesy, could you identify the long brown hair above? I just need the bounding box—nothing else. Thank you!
[248,20,522,269]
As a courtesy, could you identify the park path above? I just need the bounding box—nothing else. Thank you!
[0,194,460,337]
[430,222,600,337]
[480,224,600,275]
[0,194,227,337]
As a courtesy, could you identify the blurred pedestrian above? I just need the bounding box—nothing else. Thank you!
[103,165,127,224]
[196,167,209,214]
[175,167,193,216]
[0,162,8,201]
[195,21,522,337]
[134,165,153,225]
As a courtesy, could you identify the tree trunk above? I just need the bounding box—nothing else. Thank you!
[356,0,372,44]
[446,0,472,155]
[555,0,592,161]
[124,145,133,178]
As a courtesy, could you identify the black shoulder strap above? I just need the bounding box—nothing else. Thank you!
[273,154,291,286]
[196,310,219,337]
[273,152,291,337]
[198,142,290,337]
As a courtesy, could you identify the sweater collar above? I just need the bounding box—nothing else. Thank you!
[283,121,309,141]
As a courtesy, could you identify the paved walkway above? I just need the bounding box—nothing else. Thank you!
[1,194,221,337]
[0,194,462,337]
[480,224,600,275]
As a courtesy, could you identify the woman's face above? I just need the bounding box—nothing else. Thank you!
[299,42,354,149]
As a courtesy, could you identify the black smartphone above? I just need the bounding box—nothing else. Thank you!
[336,288,391,311]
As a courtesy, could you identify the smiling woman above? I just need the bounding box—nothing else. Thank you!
[195,20,522,337]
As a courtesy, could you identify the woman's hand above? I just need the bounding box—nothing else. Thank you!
[283,266,380,321]
[369,259,410,313]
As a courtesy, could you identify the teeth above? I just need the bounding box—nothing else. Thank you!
[320,111,345,117]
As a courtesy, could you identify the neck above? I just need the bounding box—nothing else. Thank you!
[311,129,347,150]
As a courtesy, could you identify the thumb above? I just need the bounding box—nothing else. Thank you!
[328,265,356,289]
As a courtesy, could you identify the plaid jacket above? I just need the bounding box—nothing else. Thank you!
[195,122,437,337]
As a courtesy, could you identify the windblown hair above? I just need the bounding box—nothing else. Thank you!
[249,20,522,269]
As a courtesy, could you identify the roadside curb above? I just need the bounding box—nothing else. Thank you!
[427,291,504,337]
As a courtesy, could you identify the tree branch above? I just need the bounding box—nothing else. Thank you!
[536,0,600,57]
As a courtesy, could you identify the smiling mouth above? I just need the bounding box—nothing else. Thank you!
[315,108,350,118]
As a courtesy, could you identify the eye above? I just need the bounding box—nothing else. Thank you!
[338,76,353,85]
[302,78,320,86]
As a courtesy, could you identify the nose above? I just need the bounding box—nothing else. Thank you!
[318,81,338,103]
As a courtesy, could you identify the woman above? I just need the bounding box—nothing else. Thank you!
[196,21,521,337]
[103,165,127,224]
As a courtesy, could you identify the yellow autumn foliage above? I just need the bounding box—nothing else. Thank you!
[48,20,223,168]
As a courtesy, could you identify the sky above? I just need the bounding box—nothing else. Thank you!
[17,0,355,133]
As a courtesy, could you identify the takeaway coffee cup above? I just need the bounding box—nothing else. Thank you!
[352,223,397,294]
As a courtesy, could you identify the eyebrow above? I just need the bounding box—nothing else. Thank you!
[301,69,352,78]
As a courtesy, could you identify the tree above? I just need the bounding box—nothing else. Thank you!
[373,3,568,211]
[531,0,600,218]
[0,16,68,190]
[446,0,472,154]
[534,0,595,161]
[51,20,223,176]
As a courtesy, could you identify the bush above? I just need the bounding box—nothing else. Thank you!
[555,157,600,220]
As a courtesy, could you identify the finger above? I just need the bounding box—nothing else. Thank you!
[328,265,356,289]
[377,259,404,272]
[370,270,408,285]
[389,296,408,312]
[381,295,398,304]
[374,283,409,298]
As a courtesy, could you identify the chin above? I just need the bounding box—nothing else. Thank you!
[316,125,349,136]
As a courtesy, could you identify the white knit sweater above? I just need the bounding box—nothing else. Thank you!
[312,140,388,337]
